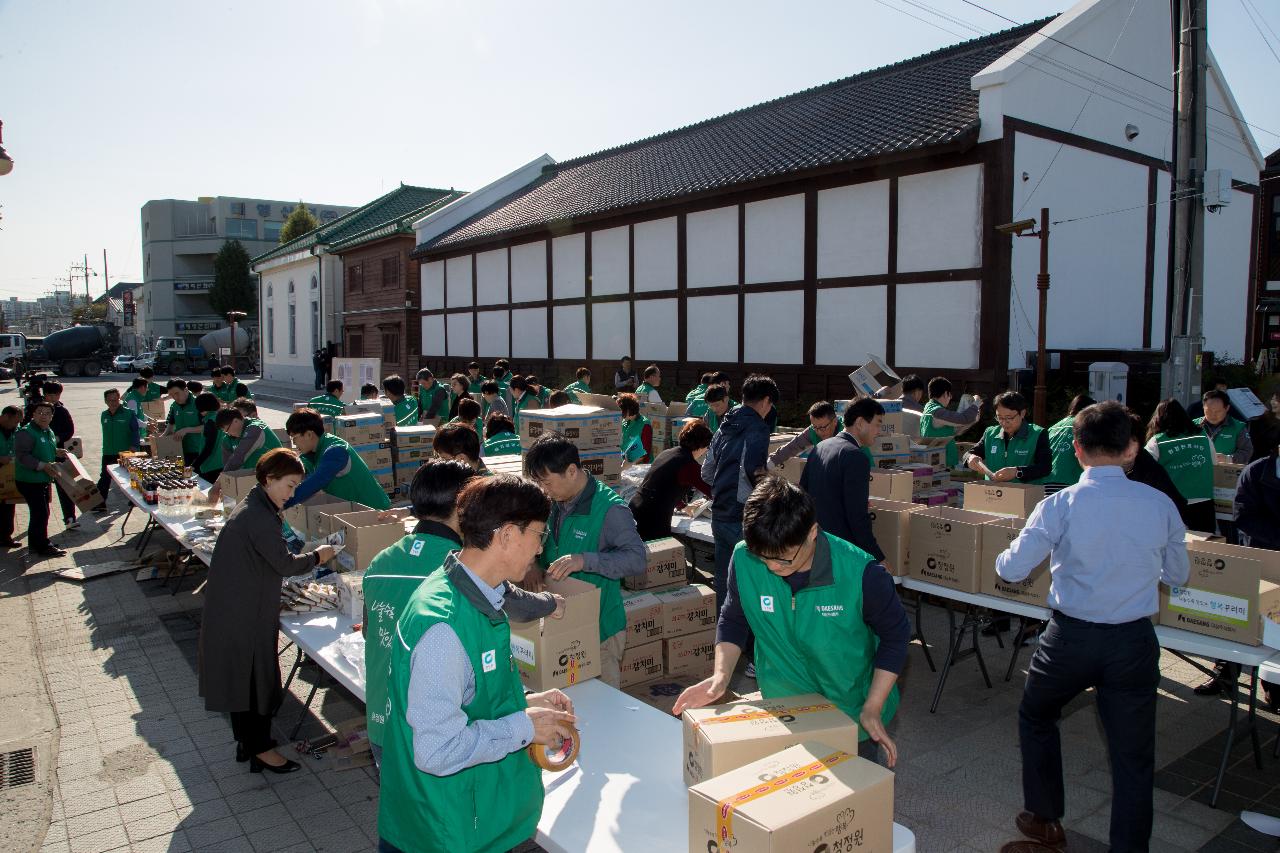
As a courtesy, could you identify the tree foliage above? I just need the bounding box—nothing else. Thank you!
[279,201,321,244]
[210,239,256,317]
[71,302,106,325]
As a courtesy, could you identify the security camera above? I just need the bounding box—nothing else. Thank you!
[1124,124,1140,142]
[995,219,1038,236]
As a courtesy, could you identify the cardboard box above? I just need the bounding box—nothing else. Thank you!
[622,590,664,647]
[484,454,525,477]
[907,506,1002,592]
[681,693,861,786]
[0,461,18,502]
[963,482,1046,518]
[777,455,808,485]
[664,629,715,678]
[1159,537,1280,644]
[910,445,948,468]
[51,456,103,512]
[148,432,185,460]
[979,518,1051,606]
[282,494,357,539]
[141,399,168,422]
[392,424,436,448]
[314,502,374,538]
[333,570,365,619]
[868,499,925,576]
[619,640,664,688]
[394,444,434,465]
[1213,462,1244,516]
[867,434,910,456]
[869,470,914,503]
[848,354,902,398]
[509,576,602,690]
[578,450,623,487]
[354,445,394,471]
[518,404,623,452]
[334,413,386,447]
[624,537,688,591]
[688,741,893,853]
[215,468,257,501]
[328,509,410,573]
[656,583,717,639]
[624,674,707,715]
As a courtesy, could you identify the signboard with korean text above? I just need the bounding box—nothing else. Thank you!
[333,358,381,403]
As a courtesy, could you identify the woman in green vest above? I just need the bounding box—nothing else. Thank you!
[524,433,648,688]
[563,367,593,404]
[307,380,346,417]
[282,408,391,510]
[376,475,575,853]
[433,422,491,476]
[1045,394,1095,488]
[1145,398,1216,532]
[965,391,1052,484]
[1195,388,1253,463]
[98,389,141,504]
[617,393,653,464]
[414,368,451,423]
[673,477,905,767]
[122,377,152,427]
[918,376,983,470]
[483,413,522,458]
[163,379,204,465]
[190,392,226,481]
[14,401,67,556]
[508,376,538,435]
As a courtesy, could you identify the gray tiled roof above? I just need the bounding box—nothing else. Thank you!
[418,18,1048,254]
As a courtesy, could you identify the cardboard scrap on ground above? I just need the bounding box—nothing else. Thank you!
[58,560,136,581]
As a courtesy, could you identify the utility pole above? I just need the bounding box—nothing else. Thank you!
[1033,207,1050,426]
[102,249,109,297]
[1162,0,1208,406]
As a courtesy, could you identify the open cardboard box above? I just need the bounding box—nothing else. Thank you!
[848,354,902,398]
[327,509,410,573]
[52,456,103,512]
[979,517,1050,606]
[907,506,1003,592]
[1160,536,1280,645]
[868,498,925,577]
[963,482,1046,518]
[509,575,602,691]
[282,494,361,539]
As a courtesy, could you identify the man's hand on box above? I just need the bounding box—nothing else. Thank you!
[672,676,727,716]
[548,593,566,620]
[55,449,69,460]
[546,554,584,581]
[993,467,1018,482]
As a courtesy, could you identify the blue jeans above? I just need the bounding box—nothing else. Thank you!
[710,517,742,612]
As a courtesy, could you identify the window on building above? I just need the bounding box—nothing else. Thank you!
[267,284,273,298]
[263,222,283,243]
[310,275,318,290]
[288,280,295,294]
[382,257,398,288]
[382,328,400,363]
[347,332,363,358]
[1269,194,1280,280]
[267,307,275,354]
[226,218,258,240]
[348,264,363,294]
[311,300,320,351]
[288,304,297,355]
[230,202,246,215]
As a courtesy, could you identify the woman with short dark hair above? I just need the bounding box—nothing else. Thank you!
[628,419,713,539]
[198,448,337,774]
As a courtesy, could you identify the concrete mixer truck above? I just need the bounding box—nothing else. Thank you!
[10,325,117,377]
[151,326,256,374]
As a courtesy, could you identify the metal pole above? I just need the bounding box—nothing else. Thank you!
[1034,207,1050,426]
[103,249,109,297]
[84,253,90,305]
[230,315,237,371]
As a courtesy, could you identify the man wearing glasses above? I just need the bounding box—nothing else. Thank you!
[964,390,1052,484]
[766,400,841,469]
[523,433,647,687]
[673,477,910,768]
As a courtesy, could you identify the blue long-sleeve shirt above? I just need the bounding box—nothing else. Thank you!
[284,444,349,508]
[997,465,1189,623]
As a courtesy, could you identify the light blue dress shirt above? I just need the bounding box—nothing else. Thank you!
[996,465,1190,624]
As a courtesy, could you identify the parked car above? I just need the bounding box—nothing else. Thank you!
[132,352,155,370]
[113,354,135,372]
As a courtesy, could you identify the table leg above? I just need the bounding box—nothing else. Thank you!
[971,612,992,689]
[1247,668,1262,770]
[929,606,970,714]
[135,517,157,555]
[1005,617,1029,682]
[913,594,936,673]
[1211,670,1243,809]
[289,668,329,741]
[282,648,304,691]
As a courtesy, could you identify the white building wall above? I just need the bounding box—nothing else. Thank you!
[1203,190,1255,362]
[634,299,678,360]
[553,305,586,359]
[897,281,982,369]
[744,291,804,363]
[634,218,677,293]
[552,234,586,299]
[897,165,983,272]
[592,301,630,361]
[476,249,508,305]
[511,307,547,358]
[258,254,336,385]
[816,286,888,365]
[687,205,738,288]
[511,242,548,303]
[744,194,804,284]
[817,181,890,278]
[591,227,629,296]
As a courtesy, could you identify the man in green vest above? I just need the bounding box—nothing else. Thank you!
[376,474,576,853]
[209,368,231,405]
[694,384,735,434]
[363,462,564,764]
[964,391,1051,484]
[1196,388,1253,463]
[767,400,840,468]
[465,361,485,394]
[482,414,522,458]
[383,375,419,427]
[480,381,509,423]
[122,377,152,428]
[1045,394,1095,488]
[919,376,983,469]
[210,407,283,484]
[433,423,490,475]
[523,433,647,687]
[617,393,653,464]
[96,388,141,507]
[414,368,450,423]
[636,364,664,406]
[283,409,392,511]
[563,367,593,404]
[307,380,346,418]
[162,379,204,466]
[14,401,69,556]
[136,367,167,401]
[190,392,226,482]
[0,405,23,547]
[673,476,908,767]
[509,376,538,436]
[685,371,715,405]
[526,376,552,408]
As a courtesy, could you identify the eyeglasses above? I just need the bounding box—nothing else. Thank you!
[750,543,805,567]
[494,523,550,544]
[994,413,1022,424]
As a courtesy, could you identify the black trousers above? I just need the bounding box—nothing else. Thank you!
[54,482,76,522]
[229,678,277,757]
[1019,613,1159,853]
[97,454,119,501]
[17,480,51,550]
[0,500,14,541]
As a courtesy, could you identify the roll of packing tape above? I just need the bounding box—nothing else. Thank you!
[528,727,580,772]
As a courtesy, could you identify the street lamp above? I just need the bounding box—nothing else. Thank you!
[0,121,13,176]
[996,208,1050,425]
[227,311,247,373]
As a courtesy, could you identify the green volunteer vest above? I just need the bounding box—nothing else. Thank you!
[700,400,736,434]
[377,566,541,853]
[1154,431,1214,501]
[169,398,202,454]
[15,423,55,484]
[1195,416,1246,456]
[0,428,13,458]
[511,394,538,435]
[212,382,237,404]
[540,476,628,642]
[363,531,459,748]
[636,382,659,403]
[142,381,166,402]
[621,415,651,462]
[122,389,148,424]
[467,377,486,394]
[685,384,708,404]
[919,400,959,469]
[563,380,590,404]
[101,407,136,456]
[307,394,344,417]
[225,417,282,471]
[393,397,418,427]
[535,387,550,406]
[195,413,224,477]
[686,398,708,419]
[732,533,898,738]
[302,433,391,510]
[417,384,450,421]
[483,431,522,457]
[1046,416,1083,486]
[981,423,1048,484]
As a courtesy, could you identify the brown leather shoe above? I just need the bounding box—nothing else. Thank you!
[1000,842,1062,853]
[1016,811,1067,848]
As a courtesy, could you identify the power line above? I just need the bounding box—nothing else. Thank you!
[1242,0,1280,48]
[1238,0,1280,68]
[1049,172,1279,227]
[873,0,967,39]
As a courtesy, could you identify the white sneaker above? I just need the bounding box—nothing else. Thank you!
[744,662,756,679]
[63,518,79,530]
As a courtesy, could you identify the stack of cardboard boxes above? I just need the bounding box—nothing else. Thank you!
[391,425,436,495]
[333,413,395,497]
[509,576,603,690]
[619,538,717,695]
[517,401,624,488]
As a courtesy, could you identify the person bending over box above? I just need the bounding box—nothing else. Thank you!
[307,380,345,418]
[283,408,391,510]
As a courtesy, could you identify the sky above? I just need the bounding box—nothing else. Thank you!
[0,0,1277,303]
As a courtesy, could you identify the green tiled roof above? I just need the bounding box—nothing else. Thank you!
[251,185,463,265]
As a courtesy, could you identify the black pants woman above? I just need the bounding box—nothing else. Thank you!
[198,448,336,773]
